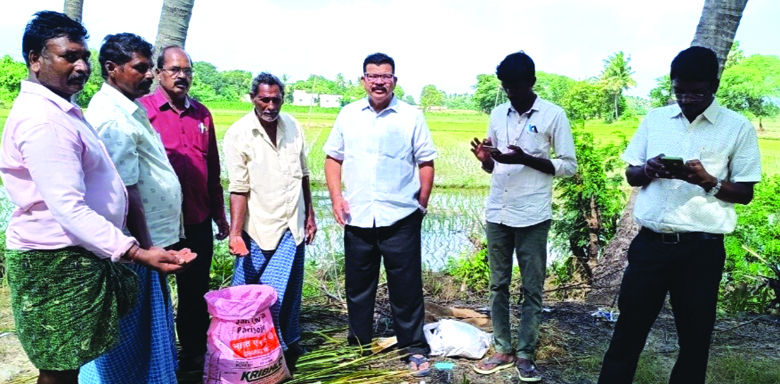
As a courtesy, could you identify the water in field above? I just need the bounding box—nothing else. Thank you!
[0,186,488,270]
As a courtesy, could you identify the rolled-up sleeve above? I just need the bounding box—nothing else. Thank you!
[18,123,137,261]
[323,113,345,160]
[550,111,577,177]
[95,119,140,186]
[223,129,250,193]
[412,112,437,163]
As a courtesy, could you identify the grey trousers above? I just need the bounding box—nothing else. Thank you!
[486,219,551,359]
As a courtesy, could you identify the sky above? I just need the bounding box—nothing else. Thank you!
[1,0,779,100]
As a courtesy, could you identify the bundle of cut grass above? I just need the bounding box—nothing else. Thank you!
[290,332,408,384]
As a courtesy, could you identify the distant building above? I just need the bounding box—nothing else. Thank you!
[293,90,316,106]
[319,94,343,108]
[292,90,342,108]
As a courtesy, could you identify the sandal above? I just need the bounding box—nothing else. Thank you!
[473,354,516,375]
[408,354,431,377]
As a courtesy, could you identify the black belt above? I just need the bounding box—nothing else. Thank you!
[639,227,724,245]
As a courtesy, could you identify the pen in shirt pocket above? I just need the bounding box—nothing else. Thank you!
[199,122,207,133]
[528,124,538,133]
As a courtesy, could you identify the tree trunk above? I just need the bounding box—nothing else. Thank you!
[691,0,749,77]
[153,0,195,57]
[63,0,84,23]
[589,0,749,305]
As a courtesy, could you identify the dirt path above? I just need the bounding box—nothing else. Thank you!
[1,288,779,384]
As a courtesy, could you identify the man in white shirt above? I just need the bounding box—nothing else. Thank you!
[471,51,577,382]
[598,47,761,384]
[81,33,185,384]
[223,72,316,371]
[323,53,437,376]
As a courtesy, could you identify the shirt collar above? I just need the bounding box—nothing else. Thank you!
[98,82,140,114]
[361,95,399,113]
[668,99,721,123]
[251,110,287,134]
[151,87,191,110]
[507,96,541,116]
[20,80,82,115]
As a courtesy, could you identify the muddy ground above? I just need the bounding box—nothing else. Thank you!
[2,285,779,384]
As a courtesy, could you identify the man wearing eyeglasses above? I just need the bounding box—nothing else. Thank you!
[222,72,316,372]
[598,47,761,384]
[323,52,437,376]
[470,51,577,382]
[138,46,228,374]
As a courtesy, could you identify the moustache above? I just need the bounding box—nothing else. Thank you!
[68,75,87,85]
[372,86,387,92]
[174,79,189,87]
[139,80,153,88]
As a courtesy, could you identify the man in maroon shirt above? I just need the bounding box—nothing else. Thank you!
[139,46,229,372]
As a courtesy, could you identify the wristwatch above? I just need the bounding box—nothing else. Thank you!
[419,204,428,216]
[706,178,722,196]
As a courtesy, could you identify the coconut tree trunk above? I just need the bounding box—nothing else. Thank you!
[691,0,750,77]
[589,0,749,304]
[153,0,195,55]
[63,0,84,23]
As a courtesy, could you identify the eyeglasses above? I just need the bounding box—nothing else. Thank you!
[256,96,283,104]
[673,93,706,102]
[364,73,394,82]
[162,67,194,77]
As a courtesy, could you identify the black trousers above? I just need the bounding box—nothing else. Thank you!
[171,216,215,362]
[598,229,726,384]
[344,210,429,356]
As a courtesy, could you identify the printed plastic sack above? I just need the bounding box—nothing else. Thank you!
[423,319,491,359]
[204,285,291,384]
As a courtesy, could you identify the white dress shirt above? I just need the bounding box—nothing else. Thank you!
[87,83,184,248]
[623,100,761,234]
[224,112,309,250]
[323,96,437,228]
[485,98,577,228]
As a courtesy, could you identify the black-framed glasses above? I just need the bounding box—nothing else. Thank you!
[162,66,194,77]
[673,93,706,102]
[364,73,394,82]
[256,96,283,104]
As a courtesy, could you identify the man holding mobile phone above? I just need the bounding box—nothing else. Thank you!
[470,51,577,382]
[598,47,761,384]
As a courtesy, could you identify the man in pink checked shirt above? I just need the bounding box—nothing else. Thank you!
[0,11,192,384]
[139,46,229,374]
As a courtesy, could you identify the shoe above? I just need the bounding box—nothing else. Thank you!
[515,358,542,382]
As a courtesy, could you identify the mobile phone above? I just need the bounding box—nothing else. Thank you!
[660,156,685,168]
[482,145,502,155]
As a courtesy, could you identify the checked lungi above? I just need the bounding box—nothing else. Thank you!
[79,264,178,383]
[231,230,304,351]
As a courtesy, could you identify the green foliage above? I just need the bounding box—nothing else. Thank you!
[419,84,445,111]
[188,61,253,103]
[718,54,780,128]
[443,93,477,111]
[0,55,27,108]
[720,174,780,313]
[725,40,745,70]
[535,71,576,106]
[599,51,636,121]
[648,74,672,108]
[551,123,628,274]
[472,73,507,114]
[75,49,103,107]
[559,78,608,121]
[447,242,491,292]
